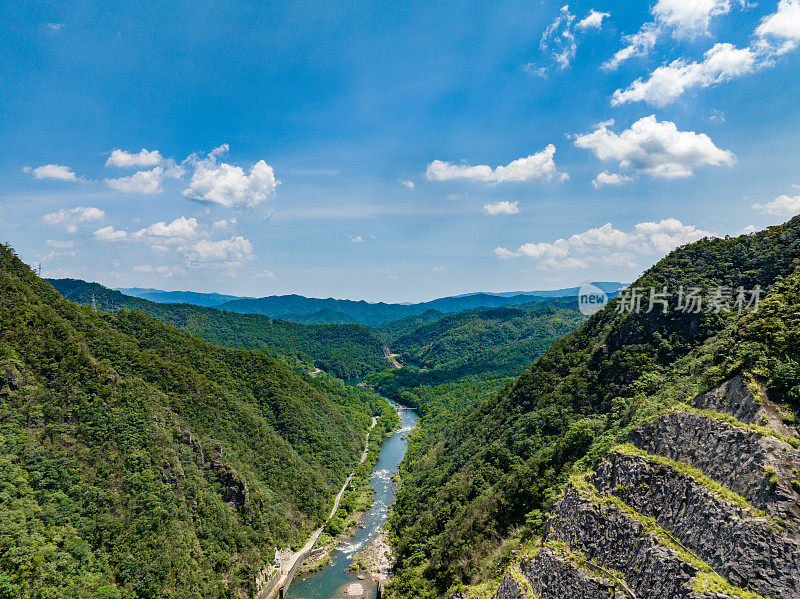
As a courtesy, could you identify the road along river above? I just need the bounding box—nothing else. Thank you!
[285,405,418,599]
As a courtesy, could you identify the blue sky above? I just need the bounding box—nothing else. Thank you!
[2,0,799,301]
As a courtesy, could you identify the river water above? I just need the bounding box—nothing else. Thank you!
[285,406,418,599]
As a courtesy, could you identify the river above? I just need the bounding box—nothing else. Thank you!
[285,405,418,599]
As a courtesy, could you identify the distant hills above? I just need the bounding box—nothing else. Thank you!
[117,282,626,327]
[117,287,250,307]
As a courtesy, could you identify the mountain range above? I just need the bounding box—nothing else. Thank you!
[116,283,626,326]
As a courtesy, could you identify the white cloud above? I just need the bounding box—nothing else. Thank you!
[134,216,201,241]
[495,218,713,269]
[46,239,77,248]
[185,236,254,265]
[593,171,633,188]
[611,43,759,106]
[540,5,578,69]
[604,24,661,70]
[347,234,365,243]
[652,0,734,36]
[738,224,758,234]
[133,264,185,278]
[45,23,64,31]
[426,145,563,183]
[183,144,279,208]
[253,269,277,280]
[105,167,167,194]
[106,148,163,168]
[42,206,104,233]
[610,1,800,103]
[400,179,415,189]
[483,201,520,215]
[93,226,129,242]
[212,218,238,231]
[574,116,735,179]
[576,9,611,30]
[24,164,80,182]
[752,193,800,216]
[756,0,800,50]
[604,0,739,70]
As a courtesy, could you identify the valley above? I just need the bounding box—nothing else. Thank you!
[4,217,800,599]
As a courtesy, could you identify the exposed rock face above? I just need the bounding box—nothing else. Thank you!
[591,451,800,598]
[547,487,700,598]
[521,548,625,599]
[691,374,761,424]
[175,423,248,507]
[492,376,800,599]
[630,410,800,521]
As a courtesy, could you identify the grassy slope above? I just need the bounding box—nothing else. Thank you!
[386,217,800,598]
[1,246,397,598]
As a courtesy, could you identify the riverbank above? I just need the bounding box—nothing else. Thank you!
[285,406,418,599]
[256,412,392,599]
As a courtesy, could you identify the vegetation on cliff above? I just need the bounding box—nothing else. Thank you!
[385,217,800,598]
[0,245,397,598]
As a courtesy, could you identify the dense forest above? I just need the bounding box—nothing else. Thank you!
[384,217,800,598]
[366,306,585,424]
[209,288,615,326]
[49,279,389,380]
[1,245,398,597]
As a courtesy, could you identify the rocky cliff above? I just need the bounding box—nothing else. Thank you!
[493,374,800,599]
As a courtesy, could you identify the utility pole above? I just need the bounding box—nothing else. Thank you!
[37,262,42,277]
[91,293,97,312]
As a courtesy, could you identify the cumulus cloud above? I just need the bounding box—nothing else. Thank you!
[495,218,713,269]
[212,218,238,231]
[483,201,520,215]
[93,226,129,242]
[24,164,80,182]
[133,264,185,279]
[752,193,800,216]
[94,216,255,268]
[426,145,564,183]
[42,206,104,233]
[106,148,163,168]
[185,236,254,265]
[133,216,202,241]
[612,42,759,106]
[347,234,365,243]
[610,1,800,104]
[652,0,735,36]
[576,9,611,30]
[400,179,415,189]
[593,171,633,188]
[573,116,735,179]
[183,144,279,208]
[105,167,167,194]
[604,0,739,70]
[755,0,800,51]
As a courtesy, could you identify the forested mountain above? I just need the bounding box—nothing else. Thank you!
[366,306,586,456]
[210,284,622,326]
[385,218,800,599]
[49,279,388,379]
[117,288,249,307]
[1,245,397,597]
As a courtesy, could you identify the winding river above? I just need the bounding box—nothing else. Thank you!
[285,405,418,599]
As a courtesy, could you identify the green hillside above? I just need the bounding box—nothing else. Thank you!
[1,245,397,598]
[49,278,389,380]
[385,218,800,598]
